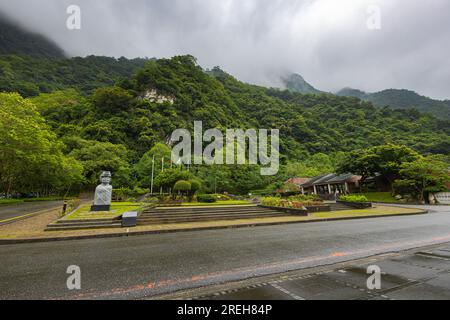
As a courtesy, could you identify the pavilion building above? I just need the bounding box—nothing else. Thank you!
[294,173,362,195]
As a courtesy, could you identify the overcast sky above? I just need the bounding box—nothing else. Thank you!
[1,0,449,99]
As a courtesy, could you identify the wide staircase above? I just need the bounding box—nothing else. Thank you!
[46,218,121,231]
[137,205,291,225]
[328,202,354,211]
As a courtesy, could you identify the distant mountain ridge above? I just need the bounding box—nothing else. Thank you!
[337,87,450,120]
[281,73,322,94]
[0,12,65,58]
[1,10,448,120]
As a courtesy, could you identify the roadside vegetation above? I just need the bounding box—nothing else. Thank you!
[352,192,400,203]
[1,55,449,201]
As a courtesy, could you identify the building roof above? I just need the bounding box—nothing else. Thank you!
[301,173,335,188]
[285,178,310,185]
[301,173,360,187]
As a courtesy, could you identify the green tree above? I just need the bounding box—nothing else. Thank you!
[337,144,421,189]
[394,156,450,203]
[69,140,132,186]
[135,143,172,187]
[153,169,193,191]
[92,86,133,114]
[0,93,83,195]
[173,180,191,197]
[188,179,202,201]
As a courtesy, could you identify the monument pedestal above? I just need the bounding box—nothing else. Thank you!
[90,205,111,212]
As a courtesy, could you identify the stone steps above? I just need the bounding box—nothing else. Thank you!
[45,219,121,231]
[328,203,354,211]
[140,208,276,218]
[146,205,262,213]
[137,206,290,225]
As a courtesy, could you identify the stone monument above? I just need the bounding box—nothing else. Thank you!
[91,171,113,212]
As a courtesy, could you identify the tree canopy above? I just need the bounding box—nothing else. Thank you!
[0,93,83,195]
[1,55,449,195]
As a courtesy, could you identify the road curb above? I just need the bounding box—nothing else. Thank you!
[0,209,428,245]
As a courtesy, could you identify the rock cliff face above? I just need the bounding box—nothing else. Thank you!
[142,89,175,104]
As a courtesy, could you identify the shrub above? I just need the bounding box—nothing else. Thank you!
[215,194,231,201]
[290,201,305,209]
[261,197,309,209]
[261,197,281,207]
[197,194,217,203]
[113,187,149,201]
[189,180,202,193]
[339,195,369,203]
[288,195,322,202]
[173,180,192,192]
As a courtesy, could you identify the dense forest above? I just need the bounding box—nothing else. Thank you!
[0,55,147,97]
[1,53,449,196]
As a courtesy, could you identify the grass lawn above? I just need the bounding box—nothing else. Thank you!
[181,200,252,207]
[0,199,24,205]
[353,192,401,203]
[0,197,70,206]
[310,205,420,219]
[63,202,143,220]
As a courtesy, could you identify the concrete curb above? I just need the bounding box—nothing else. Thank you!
[0,209,428,245]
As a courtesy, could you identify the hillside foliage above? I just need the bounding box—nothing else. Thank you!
[1,55,449,196]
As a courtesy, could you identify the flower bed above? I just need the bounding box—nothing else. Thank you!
[260,197,329,215]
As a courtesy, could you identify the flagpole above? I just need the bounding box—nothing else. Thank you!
[160,156,164,195]
[150,155,155,195]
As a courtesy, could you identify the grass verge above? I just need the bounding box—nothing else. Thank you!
[0,197,69,206]
[0,199,24,205]
[353,192,401,203]
[63,202,142,220]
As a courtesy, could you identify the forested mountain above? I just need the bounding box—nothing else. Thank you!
[337,87,450,120]
[0,18,449,196]
[2,55,450,195]
[281,73,322,94]
[0,55,148,97]
[336,87,368,100]
[0,13,65,58]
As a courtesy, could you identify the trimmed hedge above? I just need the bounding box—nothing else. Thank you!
[339,195,369,203]
[197,194,217,203]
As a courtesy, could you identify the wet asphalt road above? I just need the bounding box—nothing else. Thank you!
[186,243,450,300]
[0,205,449,299]
[0,201,63,225]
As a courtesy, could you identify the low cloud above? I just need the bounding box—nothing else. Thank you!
[1,0,449,99]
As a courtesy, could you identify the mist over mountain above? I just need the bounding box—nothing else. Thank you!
[0,12,65,58]
[1,9,448,121]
